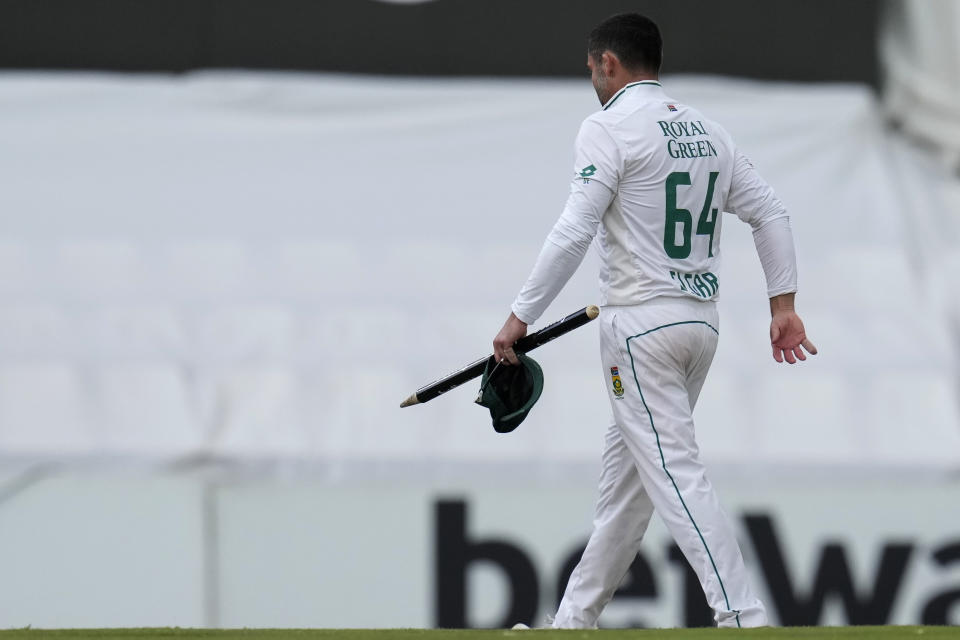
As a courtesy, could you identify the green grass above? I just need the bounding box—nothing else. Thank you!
[0,628,957,640]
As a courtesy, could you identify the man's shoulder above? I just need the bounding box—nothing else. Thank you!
[576,110,622,148]
[580,108,619,128]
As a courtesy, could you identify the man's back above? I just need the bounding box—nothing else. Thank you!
[577,80,738,306]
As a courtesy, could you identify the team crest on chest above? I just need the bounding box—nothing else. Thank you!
[610,366,625,399]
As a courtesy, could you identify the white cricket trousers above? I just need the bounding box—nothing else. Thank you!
[554,298,767,629]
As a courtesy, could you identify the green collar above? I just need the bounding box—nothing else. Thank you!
[603,80,662,111]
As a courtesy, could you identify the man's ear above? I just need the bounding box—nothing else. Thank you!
[601,50,620,78]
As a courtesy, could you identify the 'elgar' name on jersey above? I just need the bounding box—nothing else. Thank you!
[657,120,718,159]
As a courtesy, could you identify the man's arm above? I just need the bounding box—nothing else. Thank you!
[493,184,615,364]
[493,119,622,365]
[727,150,817,363]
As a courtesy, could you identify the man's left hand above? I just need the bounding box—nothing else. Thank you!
[770,310,817,364]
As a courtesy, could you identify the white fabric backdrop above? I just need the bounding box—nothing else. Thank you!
[0,72,957,474]
[882,0,960,168]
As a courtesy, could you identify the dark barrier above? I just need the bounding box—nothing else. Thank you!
[434,499,955,629]
[0,0,880,85]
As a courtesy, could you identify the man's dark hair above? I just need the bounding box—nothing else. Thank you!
[588,13,662,74]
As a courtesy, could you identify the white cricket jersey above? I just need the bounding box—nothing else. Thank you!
[512,80,797,325]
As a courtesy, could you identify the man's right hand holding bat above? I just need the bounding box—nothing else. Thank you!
[493,312,528,366]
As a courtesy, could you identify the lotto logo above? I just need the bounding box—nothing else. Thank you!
[578,164,597,183]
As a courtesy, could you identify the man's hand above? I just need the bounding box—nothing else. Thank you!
[769,293,817,364]
[493,312,528,365]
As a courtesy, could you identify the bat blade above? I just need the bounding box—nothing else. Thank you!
[399,305,599,408]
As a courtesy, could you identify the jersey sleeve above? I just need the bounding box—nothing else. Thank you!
[726,149,798,297]
[726,150,789,227]
[510,118,622,325]
[571,117,623,192]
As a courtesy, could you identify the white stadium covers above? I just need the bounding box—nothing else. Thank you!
[0,70,957,477]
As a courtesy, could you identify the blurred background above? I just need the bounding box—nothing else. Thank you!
[0,0,958,630]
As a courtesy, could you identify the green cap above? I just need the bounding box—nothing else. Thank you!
[474,353,544,433]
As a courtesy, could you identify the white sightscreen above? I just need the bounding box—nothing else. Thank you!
[0,72,957,474]
[882,0,960,166]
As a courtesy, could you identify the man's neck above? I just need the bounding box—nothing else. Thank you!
[602,74,659,106]
[616,74,659,90]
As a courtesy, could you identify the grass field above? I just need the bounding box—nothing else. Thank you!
[0,628,956,639]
